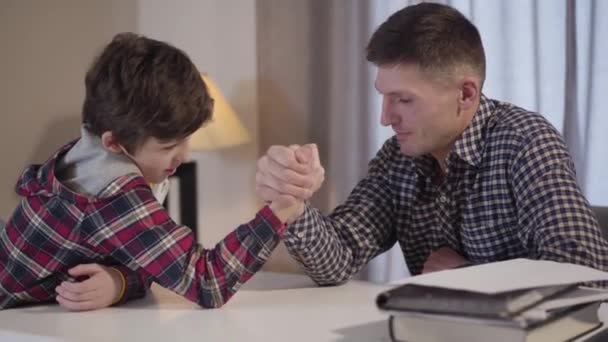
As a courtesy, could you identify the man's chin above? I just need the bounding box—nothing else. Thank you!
[399,145,424,157]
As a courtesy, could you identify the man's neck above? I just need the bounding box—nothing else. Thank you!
[431,149,450,172]
[430,101,480,175]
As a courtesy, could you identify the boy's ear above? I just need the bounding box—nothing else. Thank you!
[101,131,124,154]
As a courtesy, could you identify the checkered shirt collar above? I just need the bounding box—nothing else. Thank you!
[413,94,496,176]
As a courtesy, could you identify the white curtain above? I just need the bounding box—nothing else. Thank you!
[316,0,608,283]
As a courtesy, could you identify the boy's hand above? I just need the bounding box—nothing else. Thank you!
[269,194,304,224]
[55,263,125,311]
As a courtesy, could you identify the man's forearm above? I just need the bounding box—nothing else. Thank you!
[283,205,366,286]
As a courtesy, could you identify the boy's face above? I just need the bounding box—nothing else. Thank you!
[129,136,191,184]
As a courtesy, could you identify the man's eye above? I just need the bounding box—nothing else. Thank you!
[398,98,412,104]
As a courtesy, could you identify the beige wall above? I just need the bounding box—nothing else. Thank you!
[0,1,259,235]
[136,0,262,248]
[0,0,137,218]
[0,0,273,259]
[0,0,307,273]
[256,0,313,273]
[257,0,332,272]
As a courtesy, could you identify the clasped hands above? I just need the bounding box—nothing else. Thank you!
[257,144,325,223]
[257,145,470,273]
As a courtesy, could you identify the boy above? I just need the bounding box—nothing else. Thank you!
[0,32,304,310]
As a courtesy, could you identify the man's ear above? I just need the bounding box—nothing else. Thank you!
[101,131,124,154]
[458,77,480,112]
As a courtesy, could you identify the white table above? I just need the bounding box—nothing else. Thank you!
[0,272,392,342]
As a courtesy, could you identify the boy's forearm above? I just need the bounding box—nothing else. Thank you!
[187,205,286,308]
[104,207,285,308]
[269,199,305,224]
[100,187,287,309]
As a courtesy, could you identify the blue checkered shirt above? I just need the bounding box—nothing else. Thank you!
[284,95,608,285]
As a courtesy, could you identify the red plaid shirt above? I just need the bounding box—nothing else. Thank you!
[0,141,285,309]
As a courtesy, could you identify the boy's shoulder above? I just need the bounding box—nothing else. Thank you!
[56,127,146,199]
[14,138,79,198]
[15,136,150,206]
[96,173,151,198]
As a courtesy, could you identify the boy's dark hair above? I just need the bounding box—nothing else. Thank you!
[82,32,213,154]
[366,3,485,83]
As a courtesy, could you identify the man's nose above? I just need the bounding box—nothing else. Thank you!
[380,99,395,127]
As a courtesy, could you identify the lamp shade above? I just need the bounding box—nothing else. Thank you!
[188,74,251,151]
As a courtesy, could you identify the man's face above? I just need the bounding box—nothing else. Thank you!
[375,63,470,158]
[128,136,191,184]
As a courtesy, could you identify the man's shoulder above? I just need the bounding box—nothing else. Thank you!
[486,100,565,148]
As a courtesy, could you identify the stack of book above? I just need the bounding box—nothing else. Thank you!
[376,259,608,342]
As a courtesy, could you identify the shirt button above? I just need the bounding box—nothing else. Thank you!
[297,232,305,239]
[439,195,448,203]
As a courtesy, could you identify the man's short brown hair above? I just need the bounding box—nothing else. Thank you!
[366,3,485,83]
[82,32,213,154]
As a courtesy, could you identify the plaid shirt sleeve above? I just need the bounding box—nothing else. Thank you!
[110,265,151,305]
[283,143,398,286]
[84,184,286,308]
[511,129,608,274]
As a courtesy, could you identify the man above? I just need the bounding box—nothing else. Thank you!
[255,3,608,285]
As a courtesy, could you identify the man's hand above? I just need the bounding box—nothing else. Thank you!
[422,246,470,274]
[256,144,325,203]
[55,264,125,311]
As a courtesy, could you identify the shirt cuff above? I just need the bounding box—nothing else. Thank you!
[259,205,287,236]
[283,204,314,247]
[110,265,150,305]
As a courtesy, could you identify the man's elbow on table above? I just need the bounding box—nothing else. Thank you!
[309,271,353,287]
